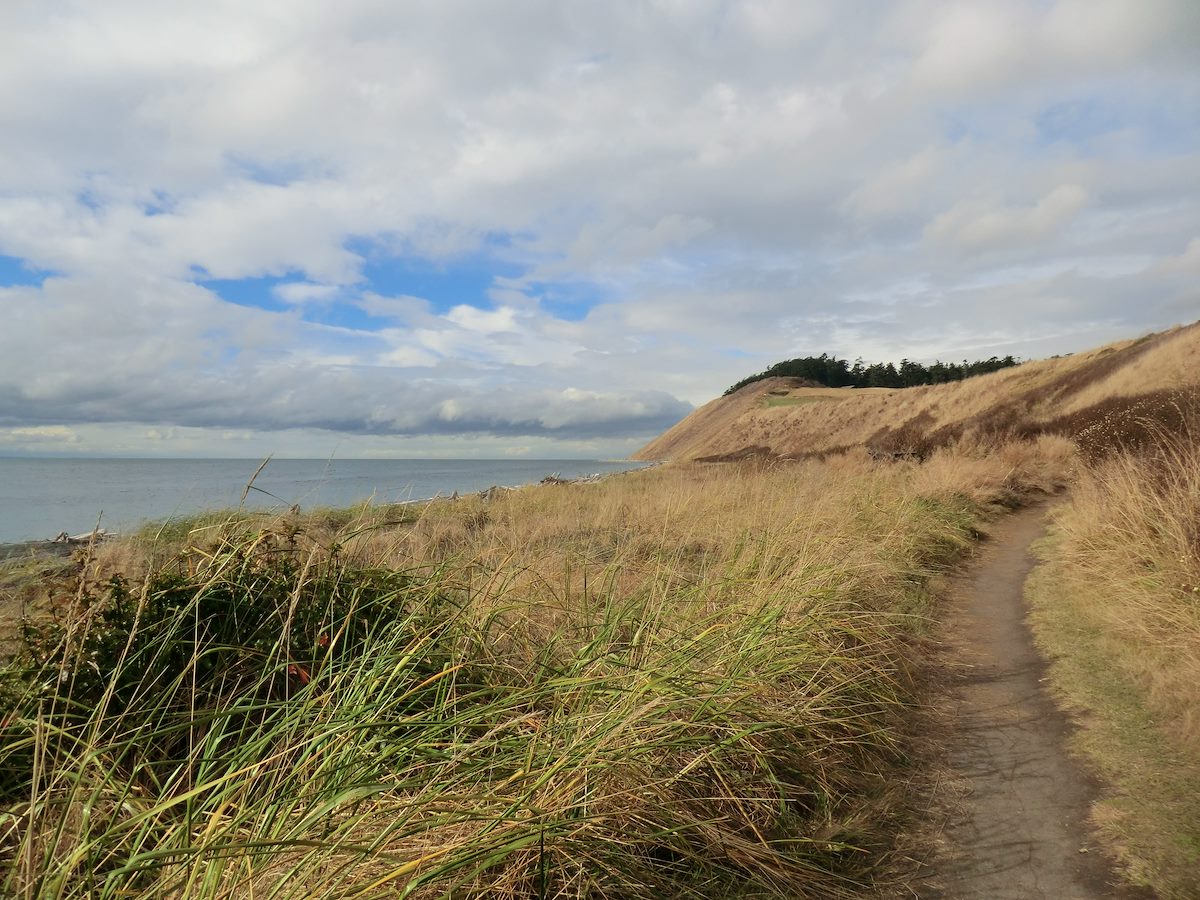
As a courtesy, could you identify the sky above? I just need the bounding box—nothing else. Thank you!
[0,0,1197,459]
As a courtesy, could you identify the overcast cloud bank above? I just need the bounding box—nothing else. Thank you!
[0,0,1196,457]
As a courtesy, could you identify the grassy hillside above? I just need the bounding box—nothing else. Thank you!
[636,322,1200,462]
[2,321,1198,897]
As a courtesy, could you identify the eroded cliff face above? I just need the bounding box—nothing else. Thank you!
[634,322,1200,462]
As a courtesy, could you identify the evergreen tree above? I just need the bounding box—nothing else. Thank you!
[724,352,1020,395]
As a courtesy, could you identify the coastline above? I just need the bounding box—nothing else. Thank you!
[0,462,662,562]
[0,457,657,546]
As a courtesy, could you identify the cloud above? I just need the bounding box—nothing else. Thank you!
[909,0,1197,93]
[0,273,689,440]
[445,305,520,333]
[912,3,1031,92]
[3,426,81,445]
[0,1,1196,456]
[1155,237,1200,275]
[842,145,947,227]
[924,184,1090,252]
[274,282,340,304]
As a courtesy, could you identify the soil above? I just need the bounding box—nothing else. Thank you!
[924,504,1154,899]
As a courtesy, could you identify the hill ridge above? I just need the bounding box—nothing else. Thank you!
[634,322,1200,462]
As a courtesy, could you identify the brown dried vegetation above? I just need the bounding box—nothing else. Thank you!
[636,322,1200,464]
[1029,424,1200,896]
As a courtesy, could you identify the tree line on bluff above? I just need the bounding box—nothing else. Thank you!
[725,352,1020,395]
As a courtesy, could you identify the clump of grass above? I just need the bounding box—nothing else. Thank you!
[129,509,257,548]
[1027,428,1200,897]
[1,445,1057,897]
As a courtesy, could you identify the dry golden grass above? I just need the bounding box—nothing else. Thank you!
[909,433,1079,506]
[1062,324,1200,414]
[1028,433,1200,897]
[95,441,1076,640]
[636,322,1200,462]
[2,438,1075,899]
[627,323,1200,897]
[1039,440,1200,749]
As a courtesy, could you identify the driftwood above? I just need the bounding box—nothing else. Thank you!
[475,471,613,501]
[540,473,604,486]
[51,528,113,544]
[477,485,515,501]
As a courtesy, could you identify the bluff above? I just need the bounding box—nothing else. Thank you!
[634,322,1200,462]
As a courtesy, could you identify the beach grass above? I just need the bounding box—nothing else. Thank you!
[1027,428,1200,897]
[0,439,1074,897]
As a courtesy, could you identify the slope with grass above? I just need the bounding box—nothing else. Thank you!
[635,322,1200,463]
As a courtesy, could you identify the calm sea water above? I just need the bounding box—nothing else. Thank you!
[0,458,651,544]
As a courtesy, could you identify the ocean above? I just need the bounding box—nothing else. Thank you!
[0,457,651,544]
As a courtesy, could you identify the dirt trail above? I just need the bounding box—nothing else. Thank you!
[926,505,1152,899]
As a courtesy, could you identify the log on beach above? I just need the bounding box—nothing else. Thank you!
[51,528,114,544]
[0,529,116,562]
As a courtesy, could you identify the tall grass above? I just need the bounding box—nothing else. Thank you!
[1027,429,1200,897]
[1,443,1070,897]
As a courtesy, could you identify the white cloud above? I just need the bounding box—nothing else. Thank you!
[909,0,1197,94]
[445,305,520,333]
[1155,237,1200,275]
[0,0,1196,455]
[274,282,340,304]
[912,3,1030,92]
[3,426,81,445]
[843,145,944,224]
[1044,0,1198,65]
[924,184,1090,252]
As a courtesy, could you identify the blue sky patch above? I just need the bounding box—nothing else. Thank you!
[142,190,176,216]
[197,232,540,328]
[1036,90,1199,156]
[356,245,525,315]
[197,273,409,332]
[0,255,54,288]
[526,278,610,322]
[1036,97,1124,145]
[198,276,294,313]
[197,251,608,331]
[225,153,322,187]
